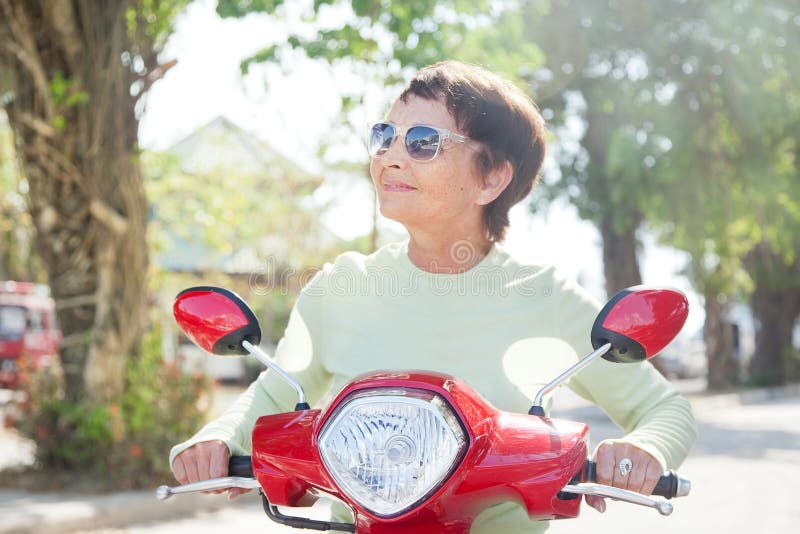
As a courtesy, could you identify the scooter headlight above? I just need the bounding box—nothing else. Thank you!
[318,388,468,517]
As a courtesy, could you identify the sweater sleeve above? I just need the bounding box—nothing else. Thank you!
[169,267,333,467]
[555,276,697,470]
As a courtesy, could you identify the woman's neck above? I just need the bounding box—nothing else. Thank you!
[406,230,492,274]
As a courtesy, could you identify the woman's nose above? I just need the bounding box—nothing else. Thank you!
[379,135,407,168]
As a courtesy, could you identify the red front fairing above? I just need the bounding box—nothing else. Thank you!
[251,371,589,534]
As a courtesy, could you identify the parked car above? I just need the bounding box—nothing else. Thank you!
[659,335,708,379]
[0,281,62,389]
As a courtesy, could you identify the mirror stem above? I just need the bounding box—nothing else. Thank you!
[528,343,612,416]
[242,340,309,409]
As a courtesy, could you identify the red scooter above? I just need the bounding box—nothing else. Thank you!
[157,285,691,533]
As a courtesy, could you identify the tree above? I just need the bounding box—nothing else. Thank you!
[465,0,800,387]
[644,0,800,386]
[0,1,188,403]
[454,1,693,376]
[461,1,672,299]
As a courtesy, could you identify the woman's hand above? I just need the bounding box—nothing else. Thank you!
[585,442,663,513]
[171,440,250,499]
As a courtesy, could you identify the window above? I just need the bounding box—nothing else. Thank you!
[26,310,44,333]
[0,306,26,340]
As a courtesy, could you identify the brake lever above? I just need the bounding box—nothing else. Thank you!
[562,483,674,516]
[156,477,261,500]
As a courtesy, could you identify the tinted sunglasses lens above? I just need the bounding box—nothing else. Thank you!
[405,126,440,161]
[369,123,395,156]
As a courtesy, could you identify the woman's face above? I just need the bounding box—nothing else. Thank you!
[369,96,489,235]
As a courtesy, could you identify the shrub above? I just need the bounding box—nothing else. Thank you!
[14,325,210,489]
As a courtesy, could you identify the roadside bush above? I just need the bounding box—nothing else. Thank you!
[15,325,210,489]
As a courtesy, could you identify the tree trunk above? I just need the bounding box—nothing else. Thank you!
[1,1,152,403]
[598,213,670,377]
[703,290,737,390]
[745,242,800,386]
[749,284,800,386]
[599,213,643,298]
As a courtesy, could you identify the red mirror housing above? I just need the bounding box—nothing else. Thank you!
[173,286,261,356]
[591,286,689,363]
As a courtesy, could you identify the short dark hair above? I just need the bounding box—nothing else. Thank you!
[399,60,546,242]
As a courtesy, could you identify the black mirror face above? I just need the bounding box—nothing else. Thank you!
[592,286,689,363]
[173,287,261,356]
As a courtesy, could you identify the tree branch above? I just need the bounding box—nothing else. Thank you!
[89,199,129,236]
[44,0,83,73]
[55,293,97,310]
[133,58,178,108]
[18,111,56,138]
[0,1,56,119]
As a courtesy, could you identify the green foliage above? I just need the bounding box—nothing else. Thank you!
[113,324,210,486]
[15,326,210,488]
[642,0,800,294]
[0,112,42,281]
[16,367,113,471]
[218,0,489,69]
[217,0,285,17]
[215,0,500,121]
[128,0,193,48]
[48,72,90,108]
[460,0,799,294]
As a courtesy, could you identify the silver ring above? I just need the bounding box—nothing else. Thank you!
[618,458,633,477]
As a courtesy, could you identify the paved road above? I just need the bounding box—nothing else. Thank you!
[550,395,800,534]
[73,392,800,534]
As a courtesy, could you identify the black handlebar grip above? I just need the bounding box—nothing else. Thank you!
[228,456,253,478]
[652,470,691,499]
[585,461,690,499]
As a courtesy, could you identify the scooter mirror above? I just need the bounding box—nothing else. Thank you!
[173,286,261,356]
[591,286,688,363]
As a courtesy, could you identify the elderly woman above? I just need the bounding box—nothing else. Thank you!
[170,60,696,532]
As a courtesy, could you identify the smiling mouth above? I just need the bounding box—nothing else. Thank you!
[383,181,417,192]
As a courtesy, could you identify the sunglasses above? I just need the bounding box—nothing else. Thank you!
[368,121,471,162]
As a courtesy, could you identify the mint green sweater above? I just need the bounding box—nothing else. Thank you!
[170,240,696,532]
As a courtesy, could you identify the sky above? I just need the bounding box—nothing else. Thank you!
[138,0,703,334]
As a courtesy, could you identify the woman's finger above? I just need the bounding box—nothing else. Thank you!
[176,447,201,484]
[594,443,615,486]
[642,457,664,495]
[626,453,650,494]
[228,487,252,500]
[209,441,230,479]
[611,443,634,490]
[172,455,188,484]
[585,494,606,513]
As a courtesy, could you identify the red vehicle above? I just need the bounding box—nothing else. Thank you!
[158,286,691,533]
[0,281,61,389]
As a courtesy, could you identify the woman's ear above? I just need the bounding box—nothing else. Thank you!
[477,161,513,206]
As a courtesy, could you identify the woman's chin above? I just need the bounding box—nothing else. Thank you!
[377,203,411,225]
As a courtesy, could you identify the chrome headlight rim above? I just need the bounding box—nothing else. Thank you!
[317,386,469,518]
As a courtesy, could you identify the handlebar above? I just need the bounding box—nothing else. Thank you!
[585,461,690,499]
[229,456,254,478]
[230,457,689,499]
